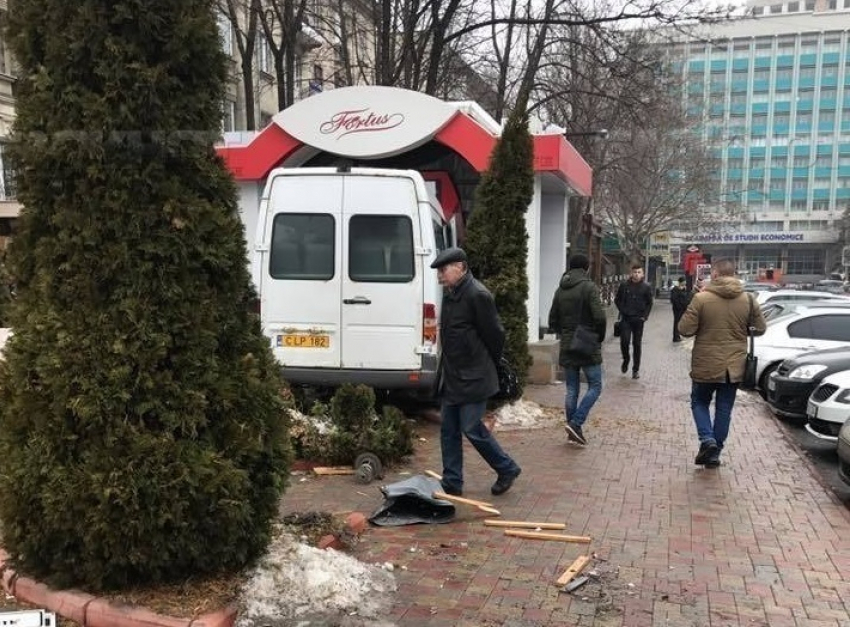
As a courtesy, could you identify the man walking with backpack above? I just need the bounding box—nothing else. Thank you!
[615,265,654,379]
[548,254,607,445]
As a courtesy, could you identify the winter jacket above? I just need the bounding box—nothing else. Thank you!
[678,276,767,383]
[547,269,607,367]
[615,279,654,319]
[670,285,692,315]
[438,272,505,404]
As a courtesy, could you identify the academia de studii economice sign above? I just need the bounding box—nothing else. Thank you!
[273,86,458,159]
[671,231,840,244]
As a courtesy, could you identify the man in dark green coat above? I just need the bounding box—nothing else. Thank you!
[547,254,607,445]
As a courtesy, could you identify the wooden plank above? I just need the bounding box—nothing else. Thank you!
[432,492,501,516]
[504,529,592,543]
[312,466,356,476]
[556,555,592,586]
[483,520,567,530]
[424,470,443,480]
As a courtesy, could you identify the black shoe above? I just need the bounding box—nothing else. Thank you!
[565,421,587,446]
[673,338,681,343]
[439,480,462,496]
[632,371,640,379]
[621,358,629,374]
[491,467,521,496]
[704,458,721,468]
[694,440,719,465]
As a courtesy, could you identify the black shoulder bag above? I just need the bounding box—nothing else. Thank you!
[569,282,601,357]
[741,293,758,389]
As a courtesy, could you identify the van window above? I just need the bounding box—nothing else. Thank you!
[349,215,414,283]
[269,213,335,280]
[433,221,448,252]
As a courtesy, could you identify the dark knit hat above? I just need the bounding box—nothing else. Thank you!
[568,254,589,270]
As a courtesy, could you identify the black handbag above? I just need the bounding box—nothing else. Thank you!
[742,293,758,389]
[493,356,521,401]
[613,317,621,338]
[568,283,600,357]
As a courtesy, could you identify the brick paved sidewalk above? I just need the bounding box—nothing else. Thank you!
[281,301,850,626]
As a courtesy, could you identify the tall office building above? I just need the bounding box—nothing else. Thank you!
[665,0,850,282]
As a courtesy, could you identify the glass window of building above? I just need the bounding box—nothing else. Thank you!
[776,68,794,80]
[819,112,836,125]
[752,6,763,14]
[800,39,818,53]
[751,156,766,169]
[821,88,837,101]
[770,4,782,12]
[771,155,787,167]
[788,0,799,9]
[812,200,830,211]
[813,178,831,188]
[775,113,791,125]
[799,67,816,79]
[778,37,796,50]
[822,65,839,78]
[786,250,825,275]
[791,200,808,211]
[792,178,808,189]
[771,178,787,190]
[804,0,815,8]
[828,0,837,9]
[755,40,772,50]
[797,113,813,125]
[753,112,768,125]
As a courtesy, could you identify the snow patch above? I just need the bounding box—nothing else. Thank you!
[493,398,559,431]
[236,531,397,626]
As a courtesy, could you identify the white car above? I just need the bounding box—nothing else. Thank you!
[755,289,848,306]
[805,370,850,441]
[754,306,850,391]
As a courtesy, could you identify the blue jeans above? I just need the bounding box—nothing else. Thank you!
[691,381,738,449]
[564,364,603,427]
[440,401,519,492]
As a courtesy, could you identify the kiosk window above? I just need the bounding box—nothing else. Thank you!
[269,213,335,280]
[349,215,414,282]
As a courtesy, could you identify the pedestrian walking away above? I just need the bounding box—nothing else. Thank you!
[548,254,607,446]
[431,247,522,497]
[670,276,691,342]
[614,265,653,379]
[678,258,766,468]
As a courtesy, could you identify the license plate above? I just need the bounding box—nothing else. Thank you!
[807,401,818,419]
[767,376,776,391]
[277,334,330,349]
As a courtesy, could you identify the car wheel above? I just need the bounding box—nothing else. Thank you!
[758,363,779,400]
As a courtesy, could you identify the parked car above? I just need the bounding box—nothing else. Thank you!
[743,281,779,293]
[766,347,850,420]
[836,417,850,485]
[753,306,850,392]
[760,300,850,322]
[804,369,850,441]
[755,289,848,306]
[815,279,848,295]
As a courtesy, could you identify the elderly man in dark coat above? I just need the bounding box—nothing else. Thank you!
[547,254,607,445]
[431,247,522,497]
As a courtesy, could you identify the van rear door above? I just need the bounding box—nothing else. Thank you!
[260,174,343,368]
[341,174,422,369]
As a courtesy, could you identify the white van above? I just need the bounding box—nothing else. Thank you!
[252,167,455,392]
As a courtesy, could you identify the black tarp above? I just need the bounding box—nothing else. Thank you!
[368,475,456,526]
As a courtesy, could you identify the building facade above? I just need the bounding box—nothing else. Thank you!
[665,0,850,282]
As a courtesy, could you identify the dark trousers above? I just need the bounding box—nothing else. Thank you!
[672,309,684,341]
[619,316,645,372]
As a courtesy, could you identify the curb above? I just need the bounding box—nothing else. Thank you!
[0,512,369,627]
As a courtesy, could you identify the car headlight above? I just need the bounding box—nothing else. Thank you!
[837,390,850,404]
[787,365,829,380]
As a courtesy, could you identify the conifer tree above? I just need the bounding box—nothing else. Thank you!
[464,102,534,388]
[0,0,291,590]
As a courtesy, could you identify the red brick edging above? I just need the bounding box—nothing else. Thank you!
[0,512,368,627]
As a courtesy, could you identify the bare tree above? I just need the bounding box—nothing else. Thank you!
[217,0,262,130]
[258,0,318,110]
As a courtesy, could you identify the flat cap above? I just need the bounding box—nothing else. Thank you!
[430,247,468,269]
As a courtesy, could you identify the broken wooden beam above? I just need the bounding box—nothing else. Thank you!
[424,469,442,480]
[504,529,591,543]
[433,492,501,516]
[556,554,592,586]
[312,466,356,476]
[483,520,567,530]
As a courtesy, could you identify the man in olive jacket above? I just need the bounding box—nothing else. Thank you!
[548,254,607,445]
[678,258,766,468]
[432,247,522,497]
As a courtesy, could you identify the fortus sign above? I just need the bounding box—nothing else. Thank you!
[319,109,405,139]
[274,86,458,159]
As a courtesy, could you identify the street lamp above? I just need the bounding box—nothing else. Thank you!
[564,129,609,140]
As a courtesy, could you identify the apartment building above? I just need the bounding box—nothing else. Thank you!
[665,0,850,281]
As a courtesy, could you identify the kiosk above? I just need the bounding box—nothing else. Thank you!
[216,86,592,344]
